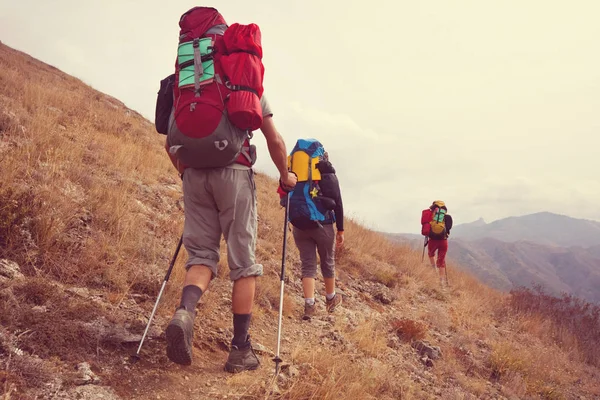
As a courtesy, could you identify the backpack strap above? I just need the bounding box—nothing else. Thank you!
[179,52,214,70]
[192,38,204,96]
[239,144,255,164]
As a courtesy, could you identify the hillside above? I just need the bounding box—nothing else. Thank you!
[451,212,600,247]
[2,42,600,400]
[449,238,600,303]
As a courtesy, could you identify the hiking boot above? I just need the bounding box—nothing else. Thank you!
[326,294,342,313]
[166,307,195,366]
[302,303,316,320]
[224,343,260,373]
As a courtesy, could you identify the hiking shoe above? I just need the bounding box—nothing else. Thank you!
[326,294,342,313]
[166,307,195,366]
[224,344,260,373]
[302,303,316,320]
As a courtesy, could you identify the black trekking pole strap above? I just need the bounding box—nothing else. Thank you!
[164,235,183,282]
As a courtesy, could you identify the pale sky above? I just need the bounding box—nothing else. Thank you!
[1,0,599,233]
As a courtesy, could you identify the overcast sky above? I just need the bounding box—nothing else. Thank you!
[1,0,599,233]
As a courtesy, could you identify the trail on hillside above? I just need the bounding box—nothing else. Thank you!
[105,265,457,400]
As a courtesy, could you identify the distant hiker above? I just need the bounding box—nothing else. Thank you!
[278,141,344,320]
[421,200,453,287]
[157,7,297,372]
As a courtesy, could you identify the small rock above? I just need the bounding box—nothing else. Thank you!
[420,356,434,368]
[280,363,300,378]
[76,362,100,385]
[32,305,48,313]
[253,342,274,356]
[373,289,393,305]
[412,340,442,360]
[67,287,90,298]
[81,317,144,344]
[184,376,189,381]
[287,366,300,378]
[0,259,24,282]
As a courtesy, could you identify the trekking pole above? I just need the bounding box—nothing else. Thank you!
[273,192,290,375]
[421,237,428,263]
[131,235,183,363]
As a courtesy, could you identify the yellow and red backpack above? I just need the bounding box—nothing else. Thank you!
[421,201,448,239]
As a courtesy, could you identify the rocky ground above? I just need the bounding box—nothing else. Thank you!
[1,255,528,400]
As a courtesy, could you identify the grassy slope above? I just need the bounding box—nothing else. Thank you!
[1,43,599,399]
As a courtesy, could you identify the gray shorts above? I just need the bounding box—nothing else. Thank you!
[182,167,262,281]
[292,224,335,279]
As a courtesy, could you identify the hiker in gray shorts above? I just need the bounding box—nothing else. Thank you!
[162,7,297,374]
[165,95,296,372]
[290,152,345,320]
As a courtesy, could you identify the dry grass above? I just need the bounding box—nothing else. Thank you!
[391,318,428,342]
[487,339,577,398]
[0,278,103,361]
[277,347,408,399]
[346,317,389,358]
[509,285,600,367]
[0,44,180,295]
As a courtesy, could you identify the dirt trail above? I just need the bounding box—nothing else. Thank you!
[105,267,453,399]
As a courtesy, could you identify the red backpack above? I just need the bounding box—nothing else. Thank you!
[166,7,265,169]
[421,208,433,236]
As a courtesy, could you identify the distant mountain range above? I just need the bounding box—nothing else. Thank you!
[385,212,600,303]
[451,212,600,247]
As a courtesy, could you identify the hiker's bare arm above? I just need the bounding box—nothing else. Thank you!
[260,116,297,188]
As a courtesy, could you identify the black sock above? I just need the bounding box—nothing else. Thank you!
[232,313,251,349]
[179,285,203,312]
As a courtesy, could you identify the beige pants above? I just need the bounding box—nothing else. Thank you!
[182,167,262,281]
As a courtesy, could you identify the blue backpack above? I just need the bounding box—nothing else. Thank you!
[287,139,335,230]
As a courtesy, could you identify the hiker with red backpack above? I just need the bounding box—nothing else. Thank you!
[420,201,453,287]
[155,7,297,373]
[277,141,345,320]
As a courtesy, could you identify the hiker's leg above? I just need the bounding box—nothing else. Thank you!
[437,239,448,284]
[438,267,446,279]
[292,227,318,300]
[215,168,262,348]
[427,240,437,268]
[315,224,336,298]
[436,239,448,268]
[166,169,220,365]
[315,224,341,312]
[180,168,221,310]
[302,277,316,300]
[429,256,436,267]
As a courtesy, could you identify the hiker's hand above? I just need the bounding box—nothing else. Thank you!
[279,172,297,192]
[336,231,345,248]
